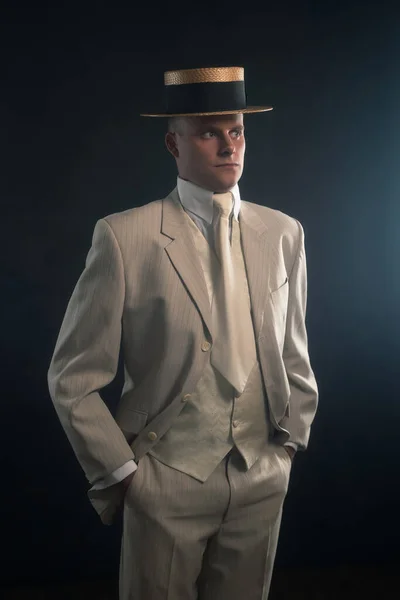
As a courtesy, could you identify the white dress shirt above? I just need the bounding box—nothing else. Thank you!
[92,177,296,490]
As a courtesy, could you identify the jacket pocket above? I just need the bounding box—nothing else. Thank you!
[270,276,288,295]
[119,408,148,445]
[270,279,289,345]
[125,408,148,433]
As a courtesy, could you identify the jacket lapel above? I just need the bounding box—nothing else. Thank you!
[161,190,273,343]
[239,201,272,339]
[161,189,214,339]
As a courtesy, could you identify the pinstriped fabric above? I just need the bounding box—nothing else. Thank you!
[47,187,318,523]
[120,443,291,599]
[149,204,270,482]
[48,218,135,485]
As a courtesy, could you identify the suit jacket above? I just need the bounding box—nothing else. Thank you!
[48,187,318,505]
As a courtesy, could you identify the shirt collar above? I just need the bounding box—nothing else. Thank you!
[177,176,241,225]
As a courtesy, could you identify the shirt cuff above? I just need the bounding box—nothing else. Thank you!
[284,442,298,452]
[91,460,138,490]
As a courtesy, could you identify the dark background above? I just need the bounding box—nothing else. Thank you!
[2,0,399,595]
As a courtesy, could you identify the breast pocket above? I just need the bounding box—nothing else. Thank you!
[269,278,289,348]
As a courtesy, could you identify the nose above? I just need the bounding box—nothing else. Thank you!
[220,146,234,157]
[218,134,235,157]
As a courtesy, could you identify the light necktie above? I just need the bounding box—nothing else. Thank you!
[210,192,256,395]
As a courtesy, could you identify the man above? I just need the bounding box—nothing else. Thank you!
[48,66,318,599]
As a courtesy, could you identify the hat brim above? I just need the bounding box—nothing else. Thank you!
[140,106,273,117]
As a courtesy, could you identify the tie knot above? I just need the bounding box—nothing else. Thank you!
[213,192,233,218]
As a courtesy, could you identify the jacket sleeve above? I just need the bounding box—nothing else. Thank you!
[48,218,135,485]
[279,219,319,450]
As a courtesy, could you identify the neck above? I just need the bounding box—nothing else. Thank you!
[178,176,233,195]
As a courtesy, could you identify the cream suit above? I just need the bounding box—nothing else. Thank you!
[48,185,318,598]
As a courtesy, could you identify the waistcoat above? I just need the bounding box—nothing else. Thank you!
[149,205,271,481]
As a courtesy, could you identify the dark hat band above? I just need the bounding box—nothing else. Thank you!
[165,81,247,115]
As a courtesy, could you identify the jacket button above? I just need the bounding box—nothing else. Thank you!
[182,394,191,402]
[147,431,158,441]
[201,341,211,352]
[232,420,239,428]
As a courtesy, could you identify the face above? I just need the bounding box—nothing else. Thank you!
[165,114,245,193]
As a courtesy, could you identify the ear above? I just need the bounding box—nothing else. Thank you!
[165,132,179,158]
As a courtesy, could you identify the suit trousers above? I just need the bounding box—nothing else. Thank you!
[119,442,292,600]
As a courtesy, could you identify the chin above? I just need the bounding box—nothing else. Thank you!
[214,175,240,192]
[193,170,241,193]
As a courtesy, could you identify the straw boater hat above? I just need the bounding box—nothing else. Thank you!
[140,66,273,117]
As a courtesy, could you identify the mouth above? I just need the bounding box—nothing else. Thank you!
[215,163,240,169]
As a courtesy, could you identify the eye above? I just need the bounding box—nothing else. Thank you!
[231,129,243,138]
[202,131,216,139]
